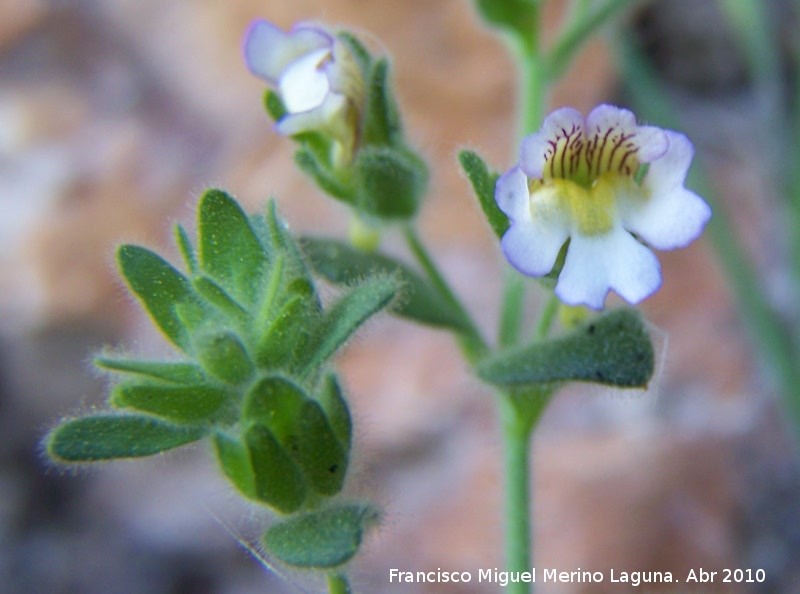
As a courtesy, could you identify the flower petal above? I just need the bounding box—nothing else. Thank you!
[624,131,712,250]
[501,223,569,278]
[279,47,331,113]
[495,166,529,220]
[586,104,668,165]
[244,20,330,84]
[520,107,585,179]
[555,227,661,310]
[275,92,348,137]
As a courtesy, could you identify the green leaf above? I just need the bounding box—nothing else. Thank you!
[362,59,402,146]
[46,414,206,462]
[478,309,655,388]
[458,150,508,238]
[245,423,307,513]
[302,275,398,371]
[474,0,539,43]
[355,145,426,220]
[302,237,471,332]
[111,383,230,424]
[197,189,268,308]
[117,245,197,352]
[193,330,254,385]
[212,431,256,499]
[94,358,206,384]
[316,373,352,453]
[243,377,347,496]
[263,503,380,568]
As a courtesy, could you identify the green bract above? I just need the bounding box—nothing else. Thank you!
[45,189,396,567]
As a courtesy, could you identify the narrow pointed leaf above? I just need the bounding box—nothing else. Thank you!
[245,423,307,513]
[303,237,471,332]
[263,504,380,568]
[46,414,206,462]
[111,383,230,424]
[458,150,508,238]
[117,245,196,351]
[197,189,268,307]
[478,309,655,388]
[192,276,249,323]
[255,295,315,369]
[174,223,198,275]
[94,358,206,384]
[303,275,397,370]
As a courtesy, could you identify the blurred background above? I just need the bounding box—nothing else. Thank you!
[2,0,800,592]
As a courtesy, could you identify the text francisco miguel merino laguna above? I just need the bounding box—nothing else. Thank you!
[389,568,679,587]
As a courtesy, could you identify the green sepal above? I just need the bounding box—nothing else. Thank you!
[117,245,198,352]
[362,58,402,147]
[94,358,206,385]
[354,146,426,220]
[302,237,471,332]
[458,149,508,238]
[316,373,352,453]
[264,89,288,121]
[336,31,373,75]
[302,275,398,371]
[295,148,357,205]
[197,189,269,308]
[193,330,254,385]
[243,377,347,496]
[46,414,206,462]
[478,308,655,388]
[263,503,380,568]
[473,0,540,43]
[110,382,231,424]
[245,423,308,513]
[212,431,256,499]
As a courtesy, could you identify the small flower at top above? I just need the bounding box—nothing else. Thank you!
[244,20,365,164]
[495,104,711,310]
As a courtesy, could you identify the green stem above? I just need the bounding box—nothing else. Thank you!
[547,0,636,81]
[498,387,553,594]
[534,292,560,340]
[499,271,526,348]
[327,571,352,594]
[402,224,488,362]
[499,396,533,594]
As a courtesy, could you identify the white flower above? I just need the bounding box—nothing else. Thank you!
[244,20,364,161]
[496,104,711,310]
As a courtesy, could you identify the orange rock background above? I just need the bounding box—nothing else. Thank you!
[2,0,799,593]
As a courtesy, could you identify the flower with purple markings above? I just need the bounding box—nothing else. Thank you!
[496,104,711,310]
[244,20,365,164]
